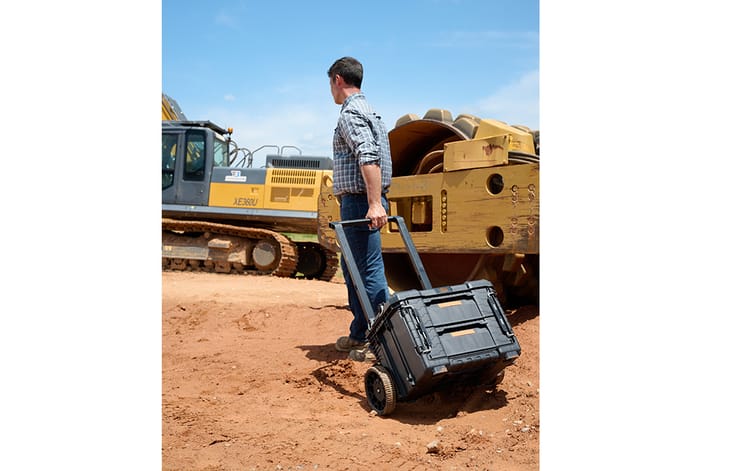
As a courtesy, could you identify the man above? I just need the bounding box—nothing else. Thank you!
[327,56,392,358]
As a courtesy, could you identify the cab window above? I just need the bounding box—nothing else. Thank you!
[162,133,178,189]
[213,135,229,167]
[184,131,206,181]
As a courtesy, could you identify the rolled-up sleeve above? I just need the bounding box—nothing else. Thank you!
[339,109,380,165]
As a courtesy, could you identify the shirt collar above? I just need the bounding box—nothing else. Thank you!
[341,92,364,109]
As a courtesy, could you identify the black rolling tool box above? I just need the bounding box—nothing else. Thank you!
[329,216,521,415]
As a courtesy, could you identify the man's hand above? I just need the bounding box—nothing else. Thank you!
[366,202,388,229]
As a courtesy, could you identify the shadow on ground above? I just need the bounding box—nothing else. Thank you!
[297,344,512,424]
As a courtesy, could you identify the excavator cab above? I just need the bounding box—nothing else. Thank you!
[162,121,229,206]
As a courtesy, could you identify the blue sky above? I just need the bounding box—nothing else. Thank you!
[162,0,538,166]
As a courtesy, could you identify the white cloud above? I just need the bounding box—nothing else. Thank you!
[474,69,539,129]
[223,94,235,102]
[195,69,539,170]
[205,100,338,167]
[214,11,238,29]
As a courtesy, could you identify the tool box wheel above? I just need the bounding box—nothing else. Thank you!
[493,369,506,387]
[364,365,396,416]
[478,368,506,388]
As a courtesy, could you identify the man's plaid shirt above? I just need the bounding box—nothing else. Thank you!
[332,93,392,196]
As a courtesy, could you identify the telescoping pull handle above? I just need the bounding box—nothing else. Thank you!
[329,219,377,322]
[329,216,432,291]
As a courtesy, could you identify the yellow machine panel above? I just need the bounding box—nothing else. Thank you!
[207,168,331,213]
[443,134,511,172]
[383,164,539,253]
[474,119,535,155]
[264,168,328,212]
[208,183,266,208]
[318,163,538,253]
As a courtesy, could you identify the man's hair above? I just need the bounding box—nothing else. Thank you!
[327,56,363,88]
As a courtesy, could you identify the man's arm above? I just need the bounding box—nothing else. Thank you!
[360,163,387,229]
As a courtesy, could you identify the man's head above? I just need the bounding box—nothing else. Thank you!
[328,56,363,105]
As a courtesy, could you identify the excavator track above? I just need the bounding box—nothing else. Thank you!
[162,218,298,277]
[318,249,340,281]
[294,242,340,282]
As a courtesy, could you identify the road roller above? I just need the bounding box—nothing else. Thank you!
[317,109,539,307]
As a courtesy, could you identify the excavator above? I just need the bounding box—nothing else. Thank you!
[161,93,339,280]
[317,109,539,307]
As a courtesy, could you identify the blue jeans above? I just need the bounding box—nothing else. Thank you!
[339,194,390,343]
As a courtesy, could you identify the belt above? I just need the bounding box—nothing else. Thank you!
[337,190,389,197]
[336,193,390,205]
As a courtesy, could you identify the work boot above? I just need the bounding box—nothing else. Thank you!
[348,347,376,363]
[335,336,366,352]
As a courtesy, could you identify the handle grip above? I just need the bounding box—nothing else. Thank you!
[329,216,395,227]
[329,216,432,292]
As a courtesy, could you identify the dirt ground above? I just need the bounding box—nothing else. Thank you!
[162,271,539,470]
